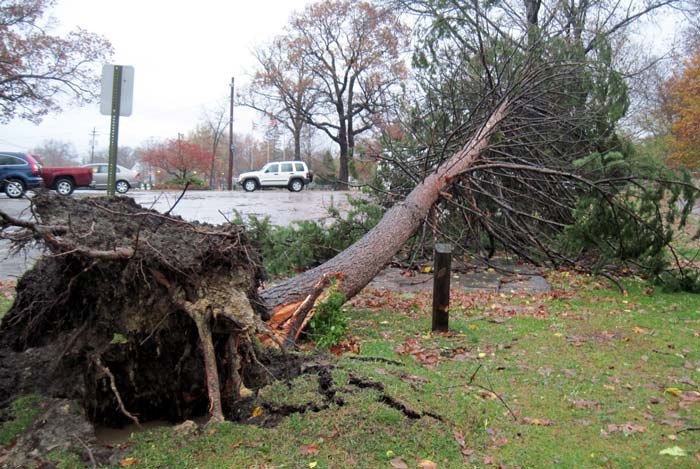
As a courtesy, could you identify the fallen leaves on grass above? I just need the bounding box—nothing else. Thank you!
[665,389,700,409]
[417,459,437,468]
[521,417,554,426]
[566,330,619,347]
[453,430,475,456]
[328,336,361,355]
[120,458,140,467]
[398,372,430,384]
[569,399,601,409]
[389,456,408,468]
[300,443,319,456]
[600,423,646,437]
[393,338,440,367]
[489,303,549,319]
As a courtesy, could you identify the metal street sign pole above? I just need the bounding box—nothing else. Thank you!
[228,77,234,190]
[107,65,123,196]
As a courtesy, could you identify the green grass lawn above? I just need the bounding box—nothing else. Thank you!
[1,272,699,468]
[0,297,12,320]
[95,272,699,468]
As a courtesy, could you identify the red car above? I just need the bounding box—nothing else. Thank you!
[33,155,93,196]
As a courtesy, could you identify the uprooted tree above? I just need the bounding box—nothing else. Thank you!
[1,0,699,432]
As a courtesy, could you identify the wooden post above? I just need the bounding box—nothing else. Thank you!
[432,243,452,332]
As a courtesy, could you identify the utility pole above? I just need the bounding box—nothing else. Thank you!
[89,127,98,163]
[177,132,183,179]
[227,77,235,190]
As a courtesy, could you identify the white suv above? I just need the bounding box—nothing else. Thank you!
[237,161,313,192]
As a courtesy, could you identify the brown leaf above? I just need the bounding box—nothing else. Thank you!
[120,458,140,467]
[605,423,646,435]
[389,456,409,469]
[300,443,319,456]
[398,372,430,384]
[417,459,438,468]
[453,429,475,456]
[453,353,476,361]
[570,399,600,409]
[522,417,554,426]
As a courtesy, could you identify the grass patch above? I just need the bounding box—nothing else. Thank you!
[0,297,12,321]
[0,394,42,446]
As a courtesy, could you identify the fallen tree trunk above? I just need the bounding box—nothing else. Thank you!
[261,100,507,310]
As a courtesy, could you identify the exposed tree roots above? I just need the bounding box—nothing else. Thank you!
[0,194,275,427]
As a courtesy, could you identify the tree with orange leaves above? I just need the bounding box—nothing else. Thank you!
[665,50,700,169]
[141,137,212,182]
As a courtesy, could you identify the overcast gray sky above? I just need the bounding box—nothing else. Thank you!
[0,0,312,157]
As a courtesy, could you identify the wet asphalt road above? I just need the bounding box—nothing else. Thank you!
[0,189,356,280]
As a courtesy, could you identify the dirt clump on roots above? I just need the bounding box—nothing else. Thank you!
[0,194,309,464]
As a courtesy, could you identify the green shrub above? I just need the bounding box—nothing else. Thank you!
[307,289,347,349]
[159,176,208,190]
[234,196,384,277]
[561,151,700,291]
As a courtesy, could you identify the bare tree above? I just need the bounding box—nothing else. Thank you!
[279,0,409,186]
[31,139,79,166]
[93,146,139,169]
[195,102,229,187]
[0,0,113,123]
[242,37,320,161]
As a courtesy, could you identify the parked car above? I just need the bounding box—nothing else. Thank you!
[82,163,141,194]
[237,161,313,192]
[39,166,93,196]
[0,152,43,198]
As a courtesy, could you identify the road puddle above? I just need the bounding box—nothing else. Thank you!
[95,415,209,445]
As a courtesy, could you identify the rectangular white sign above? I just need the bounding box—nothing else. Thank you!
[100,65,134,116]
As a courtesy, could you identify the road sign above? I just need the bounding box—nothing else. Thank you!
[100,65,134,116]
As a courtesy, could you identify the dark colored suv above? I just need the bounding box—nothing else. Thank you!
[0,152,43,198]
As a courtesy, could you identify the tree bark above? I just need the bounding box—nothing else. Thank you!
[293,126,302,160]
[261,101,507,310]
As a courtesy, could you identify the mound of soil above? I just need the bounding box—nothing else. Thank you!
[0,194,276,428]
